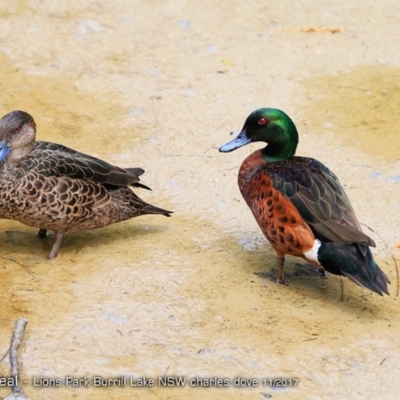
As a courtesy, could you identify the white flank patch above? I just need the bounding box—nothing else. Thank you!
[303,239,322,263]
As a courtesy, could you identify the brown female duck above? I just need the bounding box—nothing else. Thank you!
[0,110,172,259]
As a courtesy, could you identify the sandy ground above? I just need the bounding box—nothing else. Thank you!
[0,1,399,399]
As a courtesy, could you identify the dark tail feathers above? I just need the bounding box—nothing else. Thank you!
[142,204,173,217]
[318,242,390,296]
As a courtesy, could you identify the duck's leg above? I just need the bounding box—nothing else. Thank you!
[309,259,327,277]
[48,232,64,259]
[276,255,287,285]
[37,229,47,238]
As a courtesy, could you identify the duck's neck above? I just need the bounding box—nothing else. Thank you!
[9,142,35,162]
[261,142,296,162]
[261,123,298,162]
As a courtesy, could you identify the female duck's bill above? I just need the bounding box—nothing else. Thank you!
[0,140,10,161]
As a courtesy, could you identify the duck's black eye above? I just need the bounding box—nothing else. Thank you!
[258,117,267,126]
[14,125,22,133]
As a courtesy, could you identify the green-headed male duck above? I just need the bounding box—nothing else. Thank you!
[220,108,390,296]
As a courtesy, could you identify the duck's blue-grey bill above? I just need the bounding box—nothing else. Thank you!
[0,140,10,162]
[219,130,250,153]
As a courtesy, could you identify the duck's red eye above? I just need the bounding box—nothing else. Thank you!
[14,125,21,133]
[258,117,267,126]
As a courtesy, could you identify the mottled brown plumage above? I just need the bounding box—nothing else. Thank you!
[0,110,172,259]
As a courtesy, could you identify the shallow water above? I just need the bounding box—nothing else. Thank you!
[0,1,399,400]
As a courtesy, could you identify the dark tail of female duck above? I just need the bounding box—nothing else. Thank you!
[129,191,173,217]
[318,242,390,296]
[141,203,173,217]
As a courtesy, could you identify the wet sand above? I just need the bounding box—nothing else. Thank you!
[0,1,399,399]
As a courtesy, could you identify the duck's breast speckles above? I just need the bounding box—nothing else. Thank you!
[238,150,316,257]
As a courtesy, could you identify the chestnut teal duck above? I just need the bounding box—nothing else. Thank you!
[220,108,390,296]
[0,110,172,259]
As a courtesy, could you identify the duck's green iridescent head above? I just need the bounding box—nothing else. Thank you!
[219,108,299,162]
